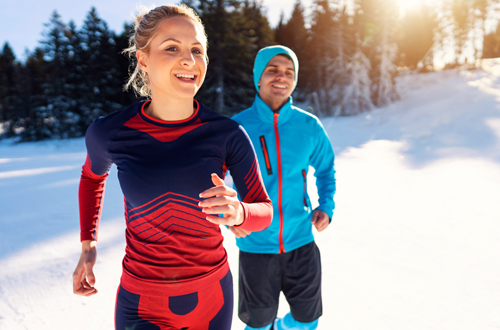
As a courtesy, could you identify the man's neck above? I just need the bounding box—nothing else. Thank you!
[260,94,288,112]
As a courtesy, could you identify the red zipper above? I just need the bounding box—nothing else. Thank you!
[302,169,308,207]
[274,113,285,254]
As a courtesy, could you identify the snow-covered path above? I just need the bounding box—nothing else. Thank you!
[1,61,500,329]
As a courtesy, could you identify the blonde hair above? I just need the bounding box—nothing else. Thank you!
[123,4,206,98]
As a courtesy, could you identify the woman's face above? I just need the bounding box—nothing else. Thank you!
[137,16,207,101]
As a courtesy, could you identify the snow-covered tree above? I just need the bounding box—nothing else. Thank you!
[307,0,337,115]
[79,7,122,129]
[326,4,353,116]
[353,0,399,108]
[374,22,399,107]
[37,10,73,139]
[341,35,374,115]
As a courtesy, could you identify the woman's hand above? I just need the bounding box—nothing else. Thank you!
[72,240,98,297]
[199,173,245,227]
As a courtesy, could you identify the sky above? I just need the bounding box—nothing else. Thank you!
[0,0,312,61]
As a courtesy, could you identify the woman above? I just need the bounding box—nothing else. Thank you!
[72,5,272,330]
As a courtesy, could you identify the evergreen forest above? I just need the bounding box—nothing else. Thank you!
[1,0,500,141]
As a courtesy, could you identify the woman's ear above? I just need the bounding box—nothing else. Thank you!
[136,50,148,72]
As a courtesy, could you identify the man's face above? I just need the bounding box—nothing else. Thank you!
[258,55,295,109]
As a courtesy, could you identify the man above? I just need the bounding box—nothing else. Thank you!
[230,45,336,330]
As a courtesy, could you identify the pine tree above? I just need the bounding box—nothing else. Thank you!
[275,0,309,94]
[396,3,437,69]
[115,22,140,106]
[308,0,337,115]
[63,20,85,137]
[355,0,399,107]
[275,12,287,47]
[0,43,18,136]
[450,0,473,64]
[79,7,123,130]
[233,0,275,107]
[19,48,49,141]
[483,21,500,58]
[341,34,374,115]
[374,21,399,106]
[194,0,236,114]
[37,10,72,139]
[354,0,379,47]
[472,0,489,62]
[327,4,353,116]
[193,0,274,115]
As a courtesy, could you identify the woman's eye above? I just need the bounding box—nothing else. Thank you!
[192,48,202,55]
[166,46,177,52]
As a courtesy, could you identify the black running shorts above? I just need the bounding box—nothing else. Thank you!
[238,241,322,328]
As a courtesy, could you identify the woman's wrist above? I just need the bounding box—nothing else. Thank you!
[234,202,245,226]
[81,240,97,252]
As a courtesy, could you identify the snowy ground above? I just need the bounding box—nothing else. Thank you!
[1,59,500,330]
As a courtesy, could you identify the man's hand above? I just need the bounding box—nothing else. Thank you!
[311,209,330,232]
[199,173,245,227]
[228,226,251,238]
[73,240,98,296]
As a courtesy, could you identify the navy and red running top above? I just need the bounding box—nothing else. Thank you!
[79,100,272,296]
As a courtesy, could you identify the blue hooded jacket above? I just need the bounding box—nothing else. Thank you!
[232,95,336,254]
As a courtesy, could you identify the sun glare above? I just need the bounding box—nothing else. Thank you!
[398,0,427,14]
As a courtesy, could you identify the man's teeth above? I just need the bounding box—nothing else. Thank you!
[176,74,195,79]
[273,84,286,89]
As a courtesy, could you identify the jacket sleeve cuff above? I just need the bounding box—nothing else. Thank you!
[315,205,334,223]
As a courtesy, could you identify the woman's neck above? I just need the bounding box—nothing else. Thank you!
[146,93,194,122]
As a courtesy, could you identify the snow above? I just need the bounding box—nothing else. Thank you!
[1,59,500,329]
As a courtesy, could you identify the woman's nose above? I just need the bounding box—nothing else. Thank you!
[180,51,195,67]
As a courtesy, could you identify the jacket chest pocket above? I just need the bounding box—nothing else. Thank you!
[259,135,273,175]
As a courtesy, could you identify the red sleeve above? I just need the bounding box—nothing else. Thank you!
[79,154,109,241]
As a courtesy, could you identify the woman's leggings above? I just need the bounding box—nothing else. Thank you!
[115,270,233,330]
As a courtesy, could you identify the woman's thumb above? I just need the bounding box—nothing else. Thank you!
[85,265,96,286]
[211,173,225,186]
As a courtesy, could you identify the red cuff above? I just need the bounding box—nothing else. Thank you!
[236,201,272,232]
